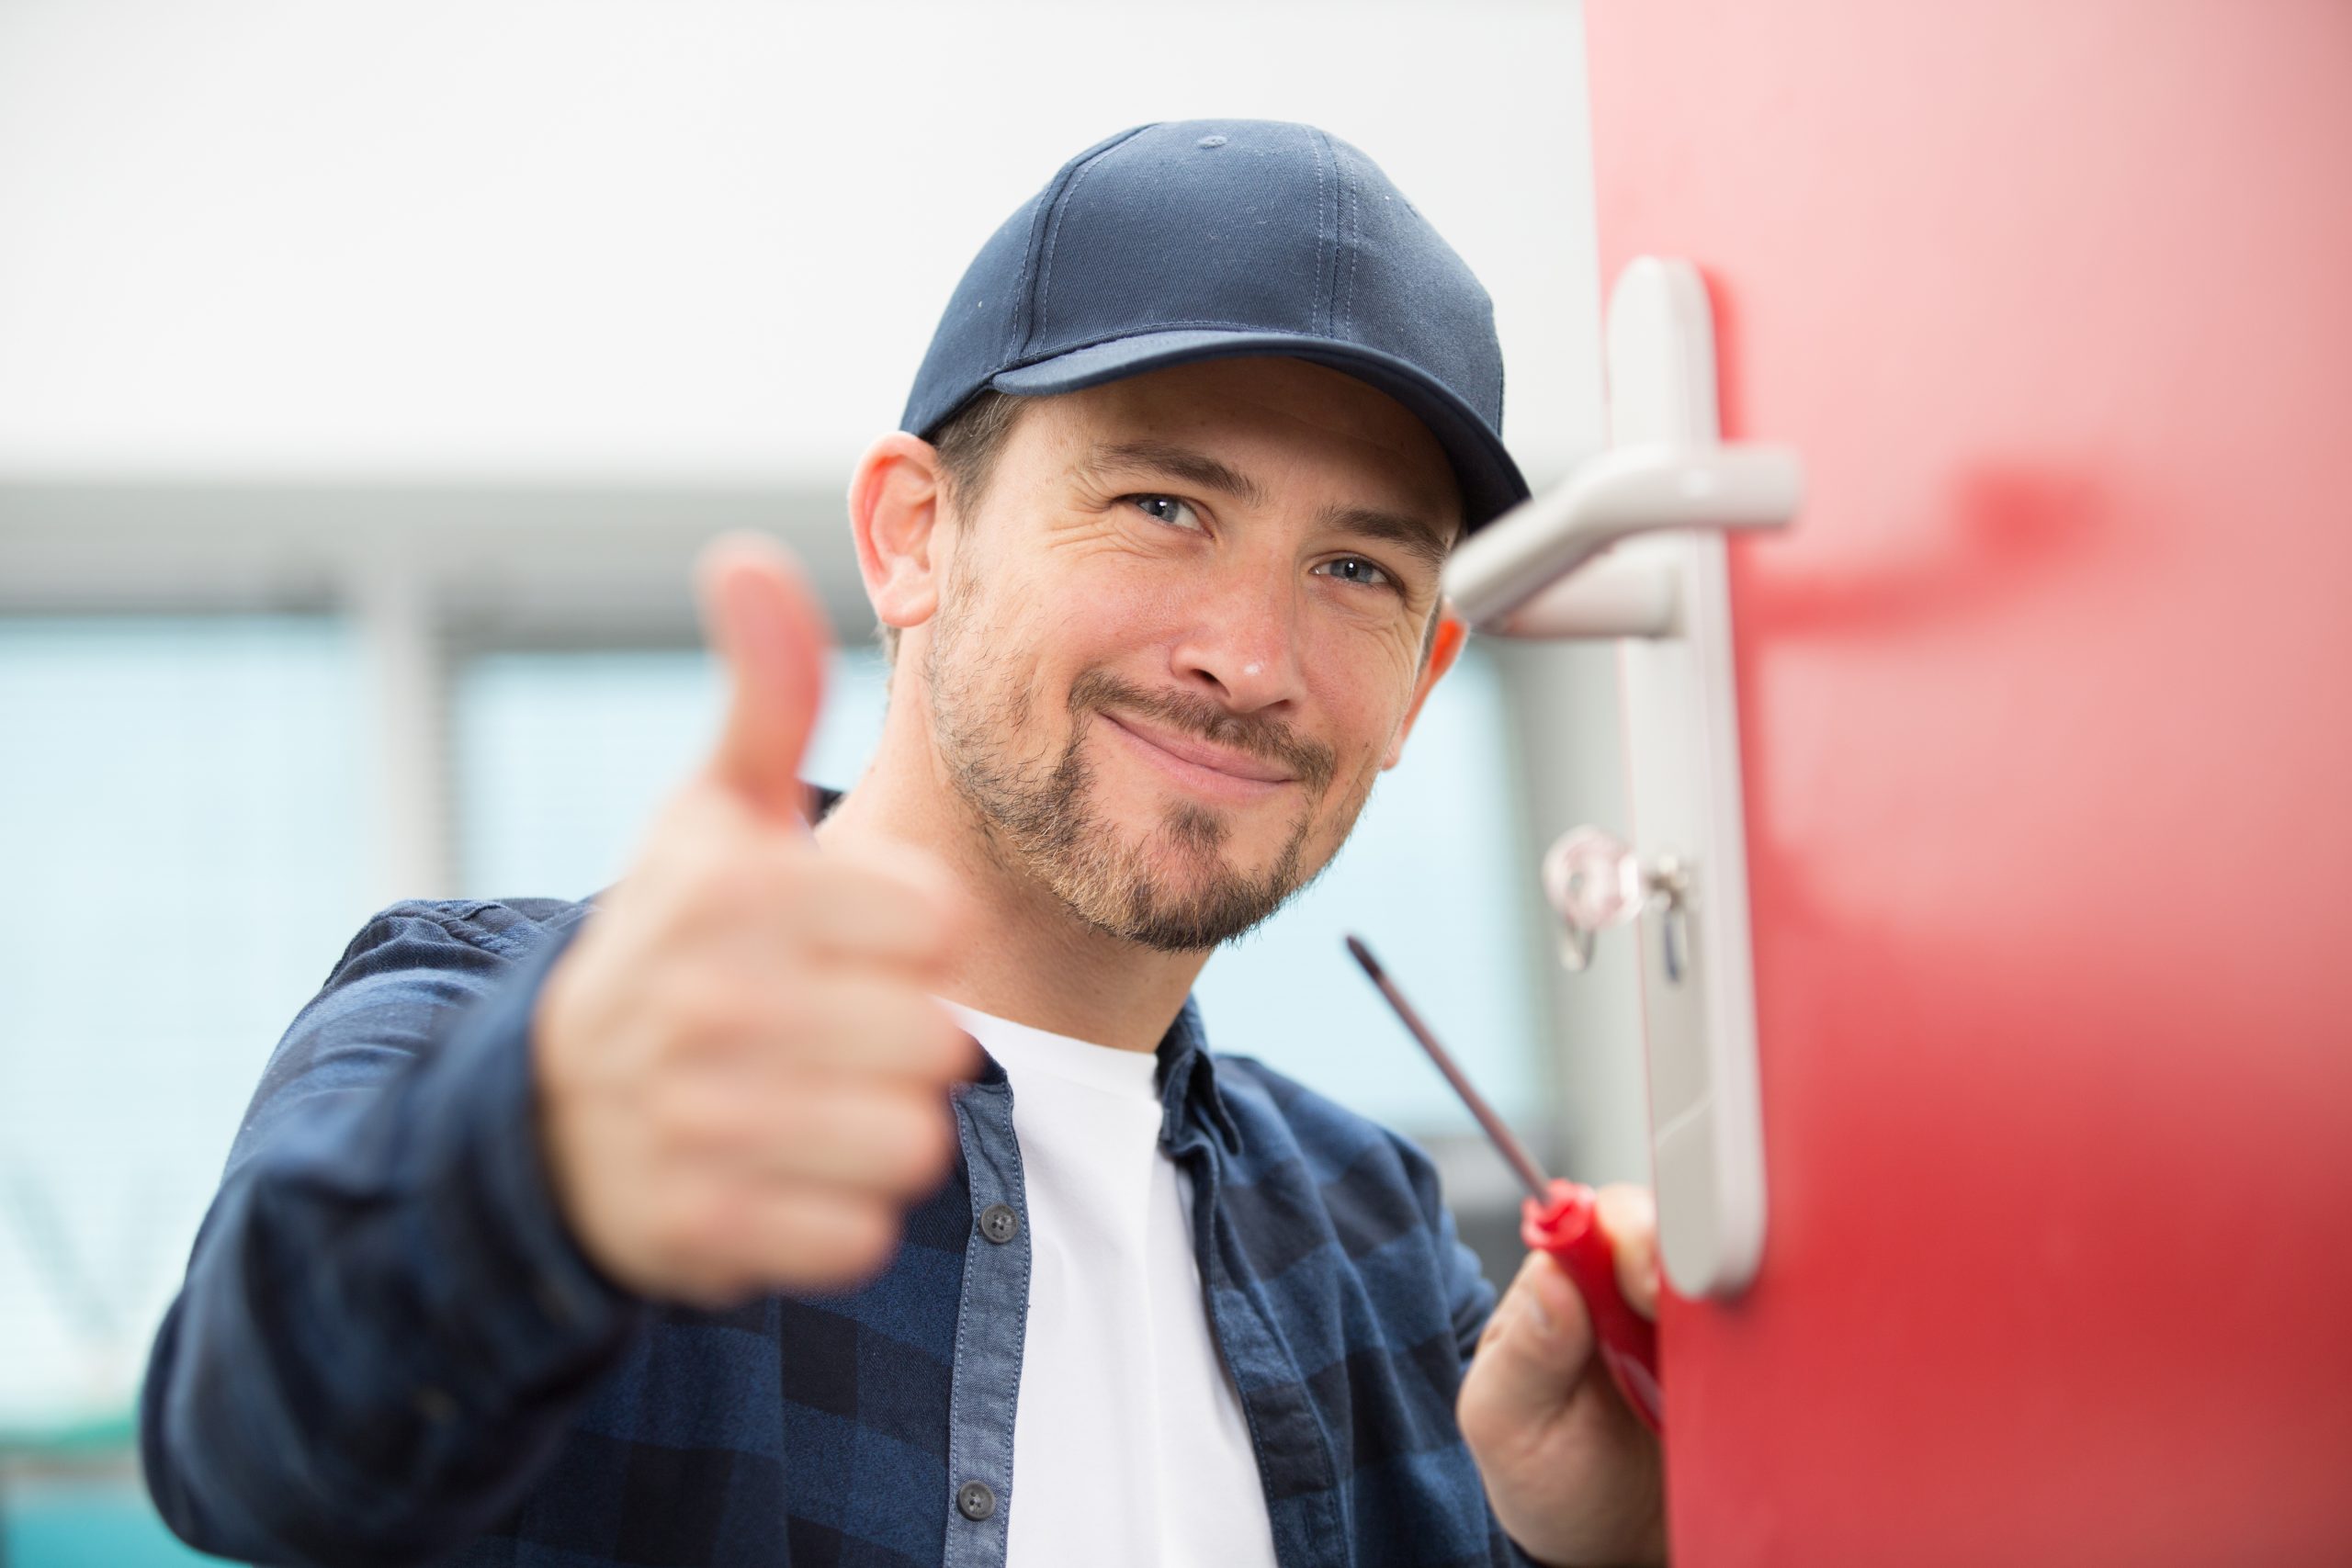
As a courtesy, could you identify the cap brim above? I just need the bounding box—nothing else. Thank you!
[988,330,1529,534]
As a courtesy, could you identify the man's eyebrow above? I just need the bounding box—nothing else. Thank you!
[1076,441,1271,510]
[1319,504,1460,577]
[1073,439,1461,575]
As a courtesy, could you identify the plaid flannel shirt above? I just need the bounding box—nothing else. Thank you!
[141,789,1535,1568]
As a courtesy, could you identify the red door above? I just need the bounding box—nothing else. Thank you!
[1582,4,2352,1562]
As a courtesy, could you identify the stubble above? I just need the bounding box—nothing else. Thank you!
[923,549,1373,953]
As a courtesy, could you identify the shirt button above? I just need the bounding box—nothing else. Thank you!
[956,1480,996,1520]
[978,1202,1019,1245]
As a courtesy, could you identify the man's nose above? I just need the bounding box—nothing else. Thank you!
[1167,563,1307,712]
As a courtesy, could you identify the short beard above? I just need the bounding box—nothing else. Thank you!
[923,556,1364,953]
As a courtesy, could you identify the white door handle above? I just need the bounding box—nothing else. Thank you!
[1442,254,1804,639]
[1442,441,1802,635]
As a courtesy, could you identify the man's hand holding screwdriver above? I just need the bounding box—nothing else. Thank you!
[530,533,981,1305]
[1459,1188,1668,1567]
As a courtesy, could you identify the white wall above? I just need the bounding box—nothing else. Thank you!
[0,0,1601,487]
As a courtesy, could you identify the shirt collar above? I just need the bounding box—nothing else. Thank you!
[959,994,1238,1154]
[1153,994,1244,1156]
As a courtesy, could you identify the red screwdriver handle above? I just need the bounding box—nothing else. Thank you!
[1520,1179,1664,1435]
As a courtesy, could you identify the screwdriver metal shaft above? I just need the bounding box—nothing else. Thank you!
[1343,933,1551,1202]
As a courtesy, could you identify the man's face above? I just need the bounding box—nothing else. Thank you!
[920,355,1463,953]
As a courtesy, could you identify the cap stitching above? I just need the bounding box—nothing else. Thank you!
[1002,184,1060,370]
[1340,145,1362,339]
[1007,125,1154,367]
[1308,129,1331,338]
[1037,130,1146,347]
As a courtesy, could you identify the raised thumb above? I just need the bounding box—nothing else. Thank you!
[695,531,834,822]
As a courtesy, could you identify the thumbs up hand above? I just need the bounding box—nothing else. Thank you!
[532,532,981,1304]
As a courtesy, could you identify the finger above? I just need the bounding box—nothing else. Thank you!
[742,1184,904,1293]
[696,531,834,823]
[674,1075,962,1199]
[1594,1183,1663,1322]
[683,1179,904,1299]
[684,974,982,1084]
[1462,1249,1597,1437]
[786,980,983,1082]
[679,850,964,979]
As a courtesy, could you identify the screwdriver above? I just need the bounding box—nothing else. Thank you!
[1345,934,1663,1435]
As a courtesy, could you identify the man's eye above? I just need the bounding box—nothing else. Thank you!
[1313,556,1396,592]
[1128,494,1204,532]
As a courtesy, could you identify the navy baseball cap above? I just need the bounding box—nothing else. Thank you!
[900,119,1530,533]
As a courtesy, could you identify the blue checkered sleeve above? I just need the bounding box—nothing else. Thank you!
[140,900,646,1568]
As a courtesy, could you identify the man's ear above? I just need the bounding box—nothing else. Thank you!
[1383,611,1466,770]
[847,431,949,636]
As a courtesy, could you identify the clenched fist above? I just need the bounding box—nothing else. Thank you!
[531,532,980,1306]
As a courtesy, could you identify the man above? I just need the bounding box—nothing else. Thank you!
[141,120,1666,1567]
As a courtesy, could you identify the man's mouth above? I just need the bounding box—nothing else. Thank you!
[1098,711,1299,800]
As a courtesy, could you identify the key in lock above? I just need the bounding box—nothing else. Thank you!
[1541,826,1693,980]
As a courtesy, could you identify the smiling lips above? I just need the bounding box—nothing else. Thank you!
[1100,711,1298,800]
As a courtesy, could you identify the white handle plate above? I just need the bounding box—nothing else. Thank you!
[1443,256,1792,1300]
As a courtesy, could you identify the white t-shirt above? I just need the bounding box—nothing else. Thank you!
[936,998,1281,1568]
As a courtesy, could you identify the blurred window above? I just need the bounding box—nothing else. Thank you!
[0,616,369,1432]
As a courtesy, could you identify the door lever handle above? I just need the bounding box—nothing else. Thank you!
[1442,440,1802,633]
